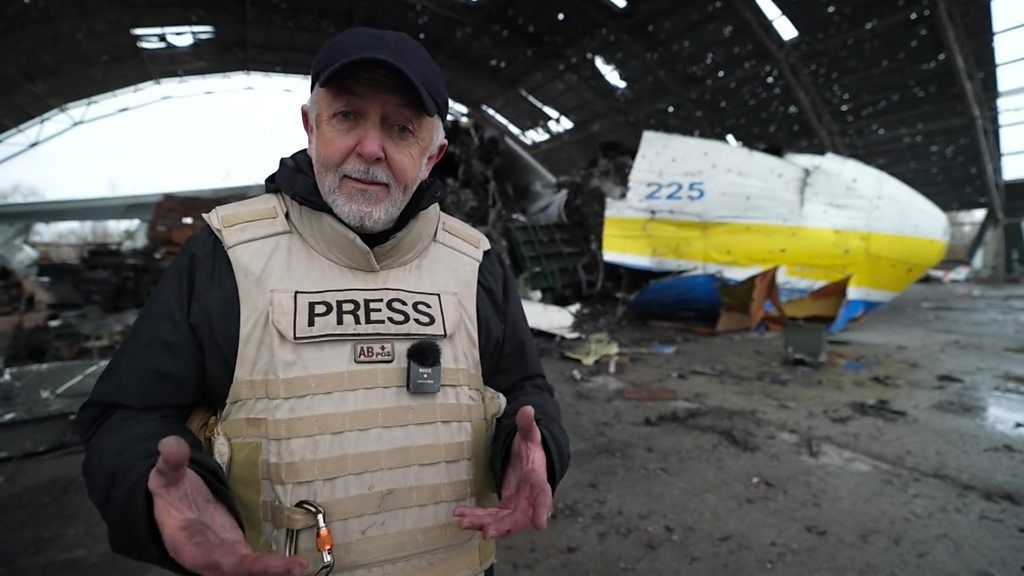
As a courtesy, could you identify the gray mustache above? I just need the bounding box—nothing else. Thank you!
[339,164,397,187]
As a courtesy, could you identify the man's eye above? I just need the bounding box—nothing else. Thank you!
[395,124,414,136]
[334,110,357,120]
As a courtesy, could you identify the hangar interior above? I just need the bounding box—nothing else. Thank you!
[0,1,1022,575]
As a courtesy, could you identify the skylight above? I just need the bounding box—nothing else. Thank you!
[480,92,575,146]
[753,0,799,42]
[992,0,1024,180]
[520,90,575,135]
[594,55,628,89]
[130,25,215,50]
[481,104,534,145]
[448,99,471,121]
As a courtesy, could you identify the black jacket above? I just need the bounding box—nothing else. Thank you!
[78,150,570,573]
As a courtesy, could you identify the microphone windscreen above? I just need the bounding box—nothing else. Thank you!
[407,340,441,367]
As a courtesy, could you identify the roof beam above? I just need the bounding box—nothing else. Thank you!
[730,0,845,154]
[935,0,1005,223]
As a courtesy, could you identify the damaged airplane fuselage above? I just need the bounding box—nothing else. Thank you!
[603,131,950,331]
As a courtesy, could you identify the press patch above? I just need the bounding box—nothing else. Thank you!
[354,341,395,363]
[290,288,446,340]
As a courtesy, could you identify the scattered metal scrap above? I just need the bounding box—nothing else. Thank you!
[642,407,761,452]
[850,399,908,422]
[0,359,106,459]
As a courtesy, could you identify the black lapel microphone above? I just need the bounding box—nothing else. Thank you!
[407,340,442,394]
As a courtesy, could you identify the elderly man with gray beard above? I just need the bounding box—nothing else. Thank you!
[78,27,570,576]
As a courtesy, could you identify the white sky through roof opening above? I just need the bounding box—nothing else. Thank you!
[992,0,1024,181]
[753,0,799,42]
[130,25,215,50]
[481,104,534,145]
[447,99,471,121]
[594,55,627,89]
[0,73,310,200]
[481,91,575,146]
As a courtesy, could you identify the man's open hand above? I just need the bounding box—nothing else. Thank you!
[148,436,308,576]
[453,405,553,539]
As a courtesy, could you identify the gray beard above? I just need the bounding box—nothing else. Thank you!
[313,157,416,234]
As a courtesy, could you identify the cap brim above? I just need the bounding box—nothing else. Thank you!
[316,56,440,117]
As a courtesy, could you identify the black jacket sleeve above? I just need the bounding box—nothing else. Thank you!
[477,250,571,494]
[78,226,240,573]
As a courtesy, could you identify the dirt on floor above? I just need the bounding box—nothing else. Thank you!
[1,282,1022,575]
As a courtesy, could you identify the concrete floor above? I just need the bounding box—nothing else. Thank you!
[1,282,1021,575]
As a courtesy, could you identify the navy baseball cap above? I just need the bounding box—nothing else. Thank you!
[310,27,449,119]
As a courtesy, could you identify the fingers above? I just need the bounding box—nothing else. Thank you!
[453,505,506,518]
[151,435,191,489]
[531,481,554,531]
[515,405,542,444]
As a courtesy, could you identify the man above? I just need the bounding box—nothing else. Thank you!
[79,27,570,576]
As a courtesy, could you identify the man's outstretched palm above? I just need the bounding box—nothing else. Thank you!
[453,405,553,539]
[148,436,308,576]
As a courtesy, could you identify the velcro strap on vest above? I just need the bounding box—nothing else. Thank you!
[220,403,484,440]
[262,440,473,483]
[227,367,483,402]
[328,522,476,571]
[391,537,492,576]
[204,194,290,248]
[436,214,489,263]
[265,479,473,530]
[221,206,279,228]
[471,420,497,508]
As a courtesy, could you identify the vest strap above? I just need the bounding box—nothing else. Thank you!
[221,403,484,440]
[262,440,474,484]
[471,420,497,508]
[227,367,484,402]
[204,194,291,248]
[435,213,489,263]
[221,205,279,228]
[392,537,492,576]
[321,522,476,571]
[265,479,473,530]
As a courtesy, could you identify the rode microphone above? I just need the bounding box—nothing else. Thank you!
[407,340,442,394]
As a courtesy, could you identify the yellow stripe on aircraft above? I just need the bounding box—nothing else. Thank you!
[603,216,947,294]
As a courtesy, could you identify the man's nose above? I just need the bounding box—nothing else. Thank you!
[354,128,385,163]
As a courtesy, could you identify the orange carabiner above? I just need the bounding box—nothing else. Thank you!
[284,499,335,576]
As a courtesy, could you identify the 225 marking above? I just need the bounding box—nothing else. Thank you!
[644,181,705,201]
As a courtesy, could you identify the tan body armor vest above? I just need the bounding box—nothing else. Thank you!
[203,193,503,576]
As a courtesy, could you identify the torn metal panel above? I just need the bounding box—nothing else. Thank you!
[521,299,581,340]
[630,268,783,333]
[0,359,106,459]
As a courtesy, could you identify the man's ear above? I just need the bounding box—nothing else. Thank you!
[420,139,448,180]
[301,104,315,148]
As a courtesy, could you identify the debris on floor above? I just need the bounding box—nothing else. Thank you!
[850,399,908,421]
[596,354,629,375]
[648,343,678,355]
[783,321,830,366]
[620,386,678,401]
[0,359,106,459]
[562,332,619,366]
[521,299,581,339]
[642,407,761,452]
[1001,372,1024,386]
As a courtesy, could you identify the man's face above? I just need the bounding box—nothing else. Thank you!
[302,69,447,233]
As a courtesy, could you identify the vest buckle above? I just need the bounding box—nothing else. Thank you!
[285,499,335,576]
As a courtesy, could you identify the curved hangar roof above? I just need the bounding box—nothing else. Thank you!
[0,0,1009,213]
